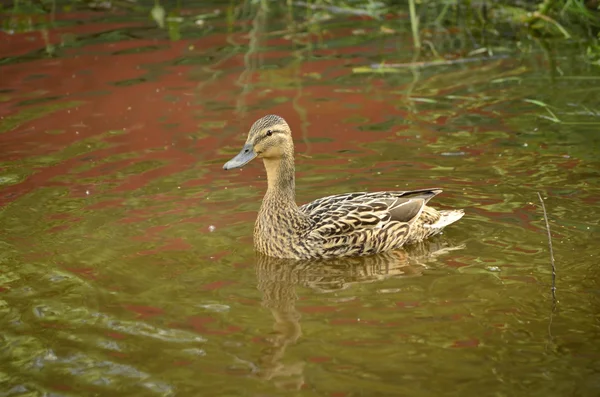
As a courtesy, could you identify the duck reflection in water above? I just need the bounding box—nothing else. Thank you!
[252,239,465,389]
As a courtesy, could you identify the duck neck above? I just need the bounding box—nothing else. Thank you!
[262,154,296,207]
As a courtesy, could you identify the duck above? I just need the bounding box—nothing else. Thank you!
[223,114,464,260]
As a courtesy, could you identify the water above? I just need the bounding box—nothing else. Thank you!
[1,2,599,396]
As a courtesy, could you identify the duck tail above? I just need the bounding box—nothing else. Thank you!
[430,209,464,231]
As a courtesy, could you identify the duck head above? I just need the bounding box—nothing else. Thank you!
[223,115,294,170]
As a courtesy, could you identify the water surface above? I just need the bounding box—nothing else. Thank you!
[1,3,599,396]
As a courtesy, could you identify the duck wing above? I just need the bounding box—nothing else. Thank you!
[300,189,442,238]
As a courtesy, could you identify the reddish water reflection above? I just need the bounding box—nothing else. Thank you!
[1,4,599,397]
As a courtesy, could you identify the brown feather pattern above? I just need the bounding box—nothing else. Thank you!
[225,115,464,260]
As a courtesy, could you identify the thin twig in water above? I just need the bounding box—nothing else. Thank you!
[537,192,557,304]
[538,192,558,352]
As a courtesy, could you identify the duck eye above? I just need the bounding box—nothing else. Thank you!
[266,130,273,136]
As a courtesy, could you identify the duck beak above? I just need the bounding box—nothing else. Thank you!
[223,144,257,170]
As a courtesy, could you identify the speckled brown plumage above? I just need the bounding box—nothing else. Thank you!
[223,115,464,260]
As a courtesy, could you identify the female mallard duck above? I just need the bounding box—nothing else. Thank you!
[223,115,464,260]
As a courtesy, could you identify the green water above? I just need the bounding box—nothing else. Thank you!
[1,2,599,396]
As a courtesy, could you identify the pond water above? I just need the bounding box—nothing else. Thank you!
[1,2,599,396]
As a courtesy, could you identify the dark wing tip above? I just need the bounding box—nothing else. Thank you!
[389,199,426,223]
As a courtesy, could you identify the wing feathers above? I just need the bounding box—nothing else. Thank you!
[300,189,443,244]
[387,198,426,223]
